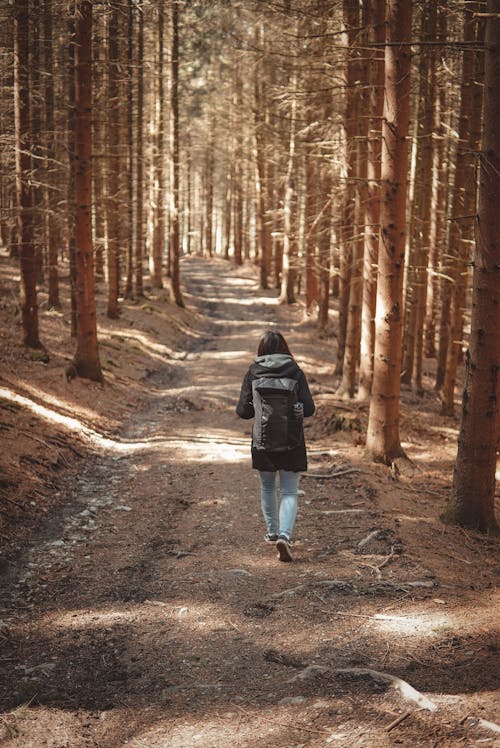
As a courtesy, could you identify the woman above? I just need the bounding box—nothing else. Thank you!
[236,330,315,562]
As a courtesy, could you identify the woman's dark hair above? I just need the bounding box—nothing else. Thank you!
[257,330,292,357]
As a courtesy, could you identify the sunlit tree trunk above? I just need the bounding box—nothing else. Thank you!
[358,0,384,400]
[443,4,500,534]
[335,0,358,377]
[337,0,363,396]
[317,187,332,330]
[14,0,42,349]
[254,23,271,289]
[233,62,244,267]
[279,79,297,305]
[72,1,102,382]
[402,0,437,393]
[224,158,233,260]
[106,5,123,317]
[93,11,107,281]
[304,157,319,315]
[169,0,184,307]
[207,120,215,258]
[366,0,412,464]
[425,9,448,361]
[150,4,165,287]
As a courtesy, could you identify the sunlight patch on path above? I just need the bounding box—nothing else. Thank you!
[0,386,248,461]
[127,714,286,748]
[370,612,450,636]
[33,591,265,636]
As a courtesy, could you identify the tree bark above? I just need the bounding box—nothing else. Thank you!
[335,0,359,377]
[67,16,78,338]
[401,0,437,393]
[134,1,144,296]
[124,0,134,299]
[279,78,297,305]
[337,0,364,397]
[44,0,61,309]
[72,1,103,382]
[358,0,385,400]
[14,0,42,349]
[106,5,124,316]
[169,0,184,307]
[150,3,165,287]
[254,23,271,289]
[443,3,500,534]
[425,8,448,361]
[366,0,412,464]
[441,4,483,415]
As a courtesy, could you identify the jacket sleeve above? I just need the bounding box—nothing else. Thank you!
[236,369,255,419]
[298,370,315,417]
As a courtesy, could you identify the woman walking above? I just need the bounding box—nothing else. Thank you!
[236,330,315,561]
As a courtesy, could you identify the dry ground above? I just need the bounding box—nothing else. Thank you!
[0,252,499,747]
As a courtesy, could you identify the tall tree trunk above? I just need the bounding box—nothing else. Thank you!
[124,0,134,299]
[169,0,184,307]
[31,0,45,284]
[441,4,483,415]
[337,0,363,395]
[366,0,412,464]
[233,62,244,267]
[335,0,359,377]
[93,11,107,281]
[67,16,77,338]
[44,0,61,309]
[254,24,271,289]
[317,188,332,330]
[402,0,437,393]
[358,0,385,400]
[436,8,476,393]
[304,151,319,315]
[443,3,500,534]
[204,118,215,258]
[72,1,102,382]
[425,9,448,361]
[134,2,144,296]
[106,5,123,316]
[279,79,297,305]
[14,0,42,349]
[150,4,165,287]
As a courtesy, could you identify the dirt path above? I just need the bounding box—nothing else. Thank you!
[1,257,499,747]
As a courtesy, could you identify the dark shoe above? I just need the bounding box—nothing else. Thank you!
[276,535,293,562]
[265,533,279,543]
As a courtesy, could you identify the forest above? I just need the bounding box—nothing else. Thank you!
[0,0,499,746]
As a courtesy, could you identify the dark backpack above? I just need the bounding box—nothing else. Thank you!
[251,376,302,452]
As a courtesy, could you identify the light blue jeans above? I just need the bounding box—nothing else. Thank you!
[259,470,299,541]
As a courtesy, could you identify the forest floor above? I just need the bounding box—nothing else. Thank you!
[0,252,499,748]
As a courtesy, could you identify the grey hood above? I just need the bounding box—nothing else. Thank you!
[254,353,293,369]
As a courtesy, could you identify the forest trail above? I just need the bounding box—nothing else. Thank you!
[1,257,499,748]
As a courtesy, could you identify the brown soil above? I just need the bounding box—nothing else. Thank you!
[0,254,499,747]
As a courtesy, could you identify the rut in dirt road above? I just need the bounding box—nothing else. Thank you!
[1,257,497,748]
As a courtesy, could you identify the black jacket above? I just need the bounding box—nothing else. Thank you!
[236,353,315,472]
